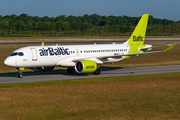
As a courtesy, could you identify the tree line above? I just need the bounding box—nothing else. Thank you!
[0,13,179,36]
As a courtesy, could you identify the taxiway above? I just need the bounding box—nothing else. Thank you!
[0,65,180,84]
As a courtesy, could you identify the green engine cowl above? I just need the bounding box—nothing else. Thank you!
[75,60,97,73]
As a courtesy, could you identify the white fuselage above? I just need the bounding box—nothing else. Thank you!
[4,43,129,68]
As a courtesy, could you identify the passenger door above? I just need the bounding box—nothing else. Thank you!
[30,48,38,61]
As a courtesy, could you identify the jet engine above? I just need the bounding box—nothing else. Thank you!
[75,60,97,73]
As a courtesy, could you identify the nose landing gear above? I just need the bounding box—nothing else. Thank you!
[16,67,24,78]
[17,70,23,78]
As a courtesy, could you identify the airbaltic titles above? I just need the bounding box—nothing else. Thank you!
[39,47,70,56]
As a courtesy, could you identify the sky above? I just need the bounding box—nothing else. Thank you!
[0,0,180,21]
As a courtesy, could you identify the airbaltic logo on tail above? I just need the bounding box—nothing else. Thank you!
[133,35,144,42]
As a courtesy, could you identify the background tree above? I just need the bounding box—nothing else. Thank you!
[0,13,178,36]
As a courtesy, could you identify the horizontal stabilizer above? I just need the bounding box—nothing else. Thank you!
[140,44,173,51]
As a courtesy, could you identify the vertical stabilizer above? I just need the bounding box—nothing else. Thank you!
[126,14,149,45]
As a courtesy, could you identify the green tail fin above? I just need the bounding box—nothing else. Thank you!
[127,14,149,45]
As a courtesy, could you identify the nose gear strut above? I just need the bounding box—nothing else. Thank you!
[16,67,24,78]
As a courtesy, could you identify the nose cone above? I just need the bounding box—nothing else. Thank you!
[4,57,16,67]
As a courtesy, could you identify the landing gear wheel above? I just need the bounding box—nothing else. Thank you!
[17,70,23,78]
[17,74,23,78]
[93,69,101,75]
[67,67,75,74]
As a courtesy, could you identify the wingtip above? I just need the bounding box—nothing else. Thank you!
[164,43,177,52]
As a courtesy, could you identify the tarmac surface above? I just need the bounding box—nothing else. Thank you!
[0,65,180,84]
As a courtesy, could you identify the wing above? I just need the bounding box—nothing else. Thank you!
[72,43,176,63]
[98,43,177,59]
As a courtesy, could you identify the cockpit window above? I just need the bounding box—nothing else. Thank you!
[9,52,24,56]
[9,52,18,56]
[18,52,24,56]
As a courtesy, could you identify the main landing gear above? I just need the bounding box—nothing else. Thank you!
[93,68,101,75]
[67,67,75,74]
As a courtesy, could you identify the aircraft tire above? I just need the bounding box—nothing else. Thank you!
[93,69,101,75]
[17,74,23,78]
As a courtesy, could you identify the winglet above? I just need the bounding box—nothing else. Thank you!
[164,43,176,52]
[41,42,44,46]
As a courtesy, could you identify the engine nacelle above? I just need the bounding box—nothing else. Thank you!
[34,67,55,71]
[75,60,97,73]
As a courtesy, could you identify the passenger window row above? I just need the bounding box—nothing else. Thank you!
[69,49,127,54]
[70,49,127,53]
[84,49,127,53]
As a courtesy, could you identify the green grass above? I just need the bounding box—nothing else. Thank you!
[1,73,180,119]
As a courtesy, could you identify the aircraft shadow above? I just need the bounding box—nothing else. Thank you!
[0,67,125,78]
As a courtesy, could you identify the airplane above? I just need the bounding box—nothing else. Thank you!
[4,14,176,78]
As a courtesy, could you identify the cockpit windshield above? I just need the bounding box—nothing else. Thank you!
[18,52,24,56]
[9,52,18,56]
[9,52,24,56]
